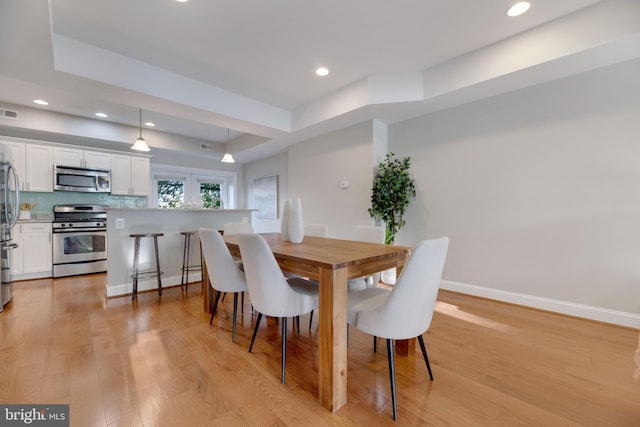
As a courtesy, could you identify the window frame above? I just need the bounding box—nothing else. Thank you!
[150,164,237,209]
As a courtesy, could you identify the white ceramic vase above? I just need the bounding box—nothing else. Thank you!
[288,198,304,243]
[281,199,291,241]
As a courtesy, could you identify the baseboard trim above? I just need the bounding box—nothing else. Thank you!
[106,272,202,298]
[441,280,640,329]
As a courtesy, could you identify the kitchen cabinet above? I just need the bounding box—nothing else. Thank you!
[2,140,55,192]
[54,147,111,170]
[4,141,53,192]
[25,144,53,192]
[1,140,25,191]
[111,154,150,196]
[11,222,52,280]
[10,225,23,276]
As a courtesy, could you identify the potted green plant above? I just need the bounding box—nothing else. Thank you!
[368,152,416,244]
[368,153,416,283]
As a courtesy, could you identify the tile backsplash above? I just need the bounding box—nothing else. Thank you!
[21,191,147,214]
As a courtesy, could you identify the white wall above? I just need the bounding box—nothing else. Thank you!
[392,58,640,323]
[288,122,374,239]
[244,121,375,238]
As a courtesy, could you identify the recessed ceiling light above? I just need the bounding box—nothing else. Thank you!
[144,121,155,127]
[315,67,330,77]
[33,99,48,105]
[507,2,531,17]
[176,0,188,3]
[95,112,108,118]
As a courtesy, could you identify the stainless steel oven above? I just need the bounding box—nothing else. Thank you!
[52,205,107,278]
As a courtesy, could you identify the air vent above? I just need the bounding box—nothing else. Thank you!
[0,108,19,120]
[200,143,215,151]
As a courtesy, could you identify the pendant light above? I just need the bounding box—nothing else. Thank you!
[221,128,235,163]
[131,108,151,152]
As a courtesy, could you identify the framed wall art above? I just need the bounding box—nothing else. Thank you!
[254,175,278,218]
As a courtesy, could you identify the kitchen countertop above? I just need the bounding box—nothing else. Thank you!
[17,218,52,224]
[106,208,256,212]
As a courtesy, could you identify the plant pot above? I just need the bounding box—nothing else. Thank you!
[381,267,396,285]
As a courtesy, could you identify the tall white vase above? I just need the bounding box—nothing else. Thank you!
[288,198,304,243]
[281,199,291,241]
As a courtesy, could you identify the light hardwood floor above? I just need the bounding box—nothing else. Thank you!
[0,275,638,426]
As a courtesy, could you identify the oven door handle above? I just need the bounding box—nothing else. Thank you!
[1,242,19,251]
[53,228,106,233]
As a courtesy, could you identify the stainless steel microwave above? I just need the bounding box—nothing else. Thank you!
[54,165,111,193]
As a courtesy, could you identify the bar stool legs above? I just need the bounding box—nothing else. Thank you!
[180,231,203,292]
[154,234,162,297]
[130,233,164,300]
[132,235,141,300]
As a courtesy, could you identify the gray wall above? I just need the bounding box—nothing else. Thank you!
[243,151,289,233]
[392,58,640,324]
[244,121,375,239]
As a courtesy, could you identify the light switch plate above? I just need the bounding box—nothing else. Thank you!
[340,180,349,189]
[115,218,125,229]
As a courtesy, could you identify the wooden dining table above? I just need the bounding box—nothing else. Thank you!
[216,232,412,413]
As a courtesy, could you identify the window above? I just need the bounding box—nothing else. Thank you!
[151,165,236,209]
[157,179,185,208]
[198,178,222,209]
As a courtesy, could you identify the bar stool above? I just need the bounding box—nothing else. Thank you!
[180,231,203,291]
[130,233,164,300]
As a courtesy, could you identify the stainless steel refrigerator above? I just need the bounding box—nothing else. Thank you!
[0,143,20,312]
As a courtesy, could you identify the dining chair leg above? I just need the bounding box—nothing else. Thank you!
[281,317,287,384]
[210,290,222,325]
[295,316,300,332]
[131,236,140,300]
[232,292,239,343]
[241,292,245,313]
[417,335,434,381]
[386,339,397,421]
[249,312,263,352]
[373,336,377,353]
[308,310,313,329]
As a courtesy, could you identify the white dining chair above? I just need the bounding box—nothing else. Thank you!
[199,228,249,343]
[347,236,449,421]
[238,233,319,384]
[221,221,254,306]
[223,222,254,235]
[301,223,369,327]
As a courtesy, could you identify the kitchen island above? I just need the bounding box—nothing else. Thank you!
[106,208,255,298]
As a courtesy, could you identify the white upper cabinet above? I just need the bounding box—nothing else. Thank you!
[111,154,150,196]
[130,156,150,196]
[84,151,111,170]
[3,140,54,192]
[54,147,112,170]
[25,144,53,192]
[2,140,26,191]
